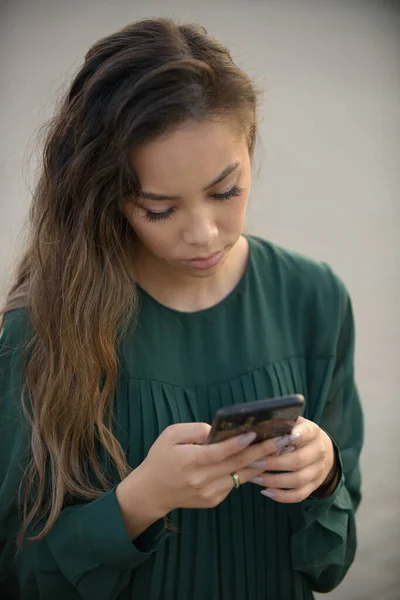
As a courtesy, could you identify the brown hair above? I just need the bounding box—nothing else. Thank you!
[0,17,259,546]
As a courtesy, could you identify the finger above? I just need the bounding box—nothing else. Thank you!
[222,451,301,491]
[202,431,258,463]
[167,422,212,445]
[202,431,305,478]
[296,416,307,423]
[250,464,319,490]
[262,443,318,473]
[187,472,239,509]
[216,465,267,492]
[231,464,275,487]
[206,467,260,504]
[202,447,311,502]
[259,481,318,504]
[288,418,319,448]
[209,467,317,503]
[277,445,295,457]
[208,435,285,479]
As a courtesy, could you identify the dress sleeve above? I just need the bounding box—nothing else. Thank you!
[0,309,170,600]
[289,274,364,593]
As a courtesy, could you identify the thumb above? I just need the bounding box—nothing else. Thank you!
[167,422,212,445]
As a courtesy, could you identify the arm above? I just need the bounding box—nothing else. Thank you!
[40,487,169,600]
[0,310,170,600]
[289,277,364,592]
[1,309,288,599]
[115,466,166,541]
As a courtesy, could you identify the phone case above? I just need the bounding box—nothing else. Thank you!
[206,394,305,444]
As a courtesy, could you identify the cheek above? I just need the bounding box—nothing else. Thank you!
[124,206,154,244]
[127,209,182,261]
[220,194,248,230]
[238,194,249,220]
[130,216,170,253]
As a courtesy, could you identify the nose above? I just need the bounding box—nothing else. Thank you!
[182,208,219,249]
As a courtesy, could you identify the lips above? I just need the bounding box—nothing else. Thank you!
[191,252,220,262]
[186,250,224,270]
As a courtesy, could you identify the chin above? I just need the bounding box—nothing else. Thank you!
[187,266,221,278]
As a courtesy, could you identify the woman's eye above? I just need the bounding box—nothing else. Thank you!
[140,185,243,222]
[212,185,243,201]
[143,208,174,223]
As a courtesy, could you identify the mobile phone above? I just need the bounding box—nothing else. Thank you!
[206,394,305,445]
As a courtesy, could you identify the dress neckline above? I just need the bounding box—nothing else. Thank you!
[136,234,254,318]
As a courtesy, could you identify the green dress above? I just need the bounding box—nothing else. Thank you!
[0,236,363,600]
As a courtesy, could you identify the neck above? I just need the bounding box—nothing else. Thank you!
[132,235,249,313]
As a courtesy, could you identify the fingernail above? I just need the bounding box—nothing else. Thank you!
[261,489,276,499]
[250,476,264,485]
[278,445,295,456]
[249,460,267,468]
[289,430,301,442]
[238,431,257,447]
[274,435,291,449]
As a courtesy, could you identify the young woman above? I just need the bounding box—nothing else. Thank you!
[0,18,363,600]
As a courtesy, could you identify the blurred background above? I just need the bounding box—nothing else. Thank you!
[0,0,399,598]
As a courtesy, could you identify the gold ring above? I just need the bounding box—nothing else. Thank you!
[231,471,240,489]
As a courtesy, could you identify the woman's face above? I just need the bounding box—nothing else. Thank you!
[122,117,252,279]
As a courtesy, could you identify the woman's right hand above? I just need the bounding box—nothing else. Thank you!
[116,422,284,539]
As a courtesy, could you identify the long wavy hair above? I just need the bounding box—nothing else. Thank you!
[0,17,259,546]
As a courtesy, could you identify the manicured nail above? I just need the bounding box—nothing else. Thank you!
[290,430,301,442]
[250,476,264,485]
[261,489,276,499]
[274,435,291,449]
[238,431,257,447]
[278,445,295,456]
[249,460,267,469]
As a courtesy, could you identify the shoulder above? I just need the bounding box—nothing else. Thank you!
[248,235,349,314]
[247,236,351,357]
[249,235,339,288]
[0,307,32,359]
[0,309,31,435]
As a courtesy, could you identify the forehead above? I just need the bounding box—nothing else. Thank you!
[130,119,248,190]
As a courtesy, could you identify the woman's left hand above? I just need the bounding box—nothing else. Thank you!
[250,417,338,502]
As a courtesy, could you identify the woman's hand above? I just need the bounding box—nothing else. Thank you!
[116,422,284,539]
[138,423,284,513]
[250,417,338,502]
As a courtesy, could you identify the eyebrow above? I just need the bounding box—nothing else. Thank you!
[138,161,240,201]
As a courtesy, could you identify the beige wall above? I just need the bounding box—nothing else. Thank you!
[1,1,399,597]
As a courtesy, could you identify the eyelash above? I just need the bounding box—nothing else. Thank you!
[143,185,243,223]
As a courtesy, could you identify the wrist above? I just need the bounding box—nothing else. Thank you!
[313,445,339,498]
[323,453,336,484]
[115,464,167,540]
